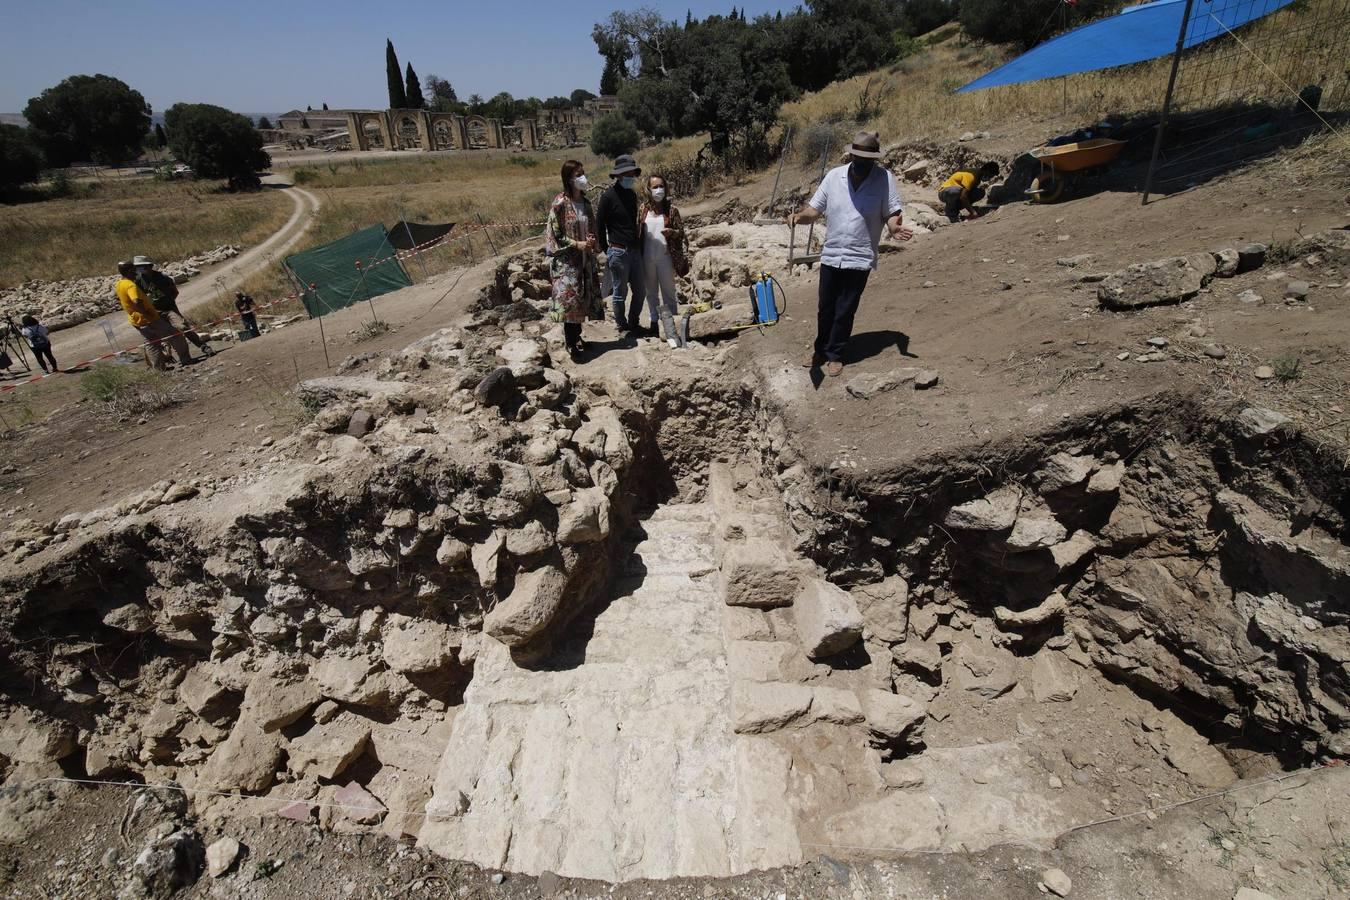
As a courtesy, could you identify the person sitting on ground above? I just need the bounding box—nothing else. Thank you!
[546,159,602,361]
[595,154,648,336]
[788,130,911,379]
[133,255,213,356]
[235,291,261,338]
[640,173,689,349]
[19,315,58,374]
[116,261,192,370]
[939,162,999,224]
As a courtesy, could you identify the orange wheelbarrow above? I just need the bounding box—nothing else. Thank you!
[1028,138,1126,203]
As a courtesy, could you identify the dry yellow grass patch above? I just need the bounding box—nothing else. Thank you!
[0,180,291,289]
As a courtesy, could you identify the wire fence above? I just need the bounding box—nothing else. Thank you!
[1144,0,1350,200]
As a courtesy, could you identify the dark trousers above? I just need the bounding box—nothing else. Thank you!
[563,322,582,348]
[32,344,58,373]
[940,185,985,223]
[816,265,871,363]
[240,312,260,337]
[606,247,647,330]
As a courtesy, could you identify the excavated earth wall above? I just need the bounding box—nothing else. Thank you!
[0,298,1346,890]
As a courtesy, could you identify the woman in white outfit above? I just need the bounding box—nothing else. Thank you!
[640,174,689,349]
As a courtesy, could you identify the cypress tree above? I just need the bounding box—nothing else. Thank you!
[405,63,425,109]
[386,39,408,109]
[154,123,168,148]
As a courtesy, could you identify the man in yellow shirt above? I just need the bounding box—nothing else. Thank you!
[939,162,999,223]
[116,261,191,369]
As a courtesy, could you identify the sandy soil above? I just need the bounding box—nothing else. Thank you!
[2,147,1346,524]
[2,765,1344,898]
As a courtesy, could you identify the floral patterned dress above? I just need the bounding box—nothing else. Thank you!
[546,192,601,324]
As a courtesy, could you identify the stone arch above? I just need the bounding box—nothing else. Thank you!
[432,119,455,150]
[361,117,386,150]
[464,116,489,149]
[395,114,421,150]
[429,114,462,150]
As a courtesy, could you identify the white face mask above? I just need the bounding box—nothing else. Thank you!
[573,174,589,191]
[650,187,666,201]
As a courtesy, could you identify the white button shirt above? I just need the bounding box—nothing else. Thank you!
[808,163,904,271]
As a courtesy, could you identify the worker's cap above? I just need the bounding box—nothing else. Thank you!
[847,131,883,160]
[131,255,155,267]
[609,154,641,177]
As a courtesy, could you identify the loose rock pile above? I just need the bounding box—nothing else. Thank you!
[0,246,240,331]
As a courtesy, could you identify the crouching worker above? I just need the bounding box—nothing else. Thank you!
[939,162,999,223]
[116,261,191,370]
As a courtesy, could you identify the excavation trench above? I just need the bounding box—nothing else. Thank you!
[0,354,1346,883]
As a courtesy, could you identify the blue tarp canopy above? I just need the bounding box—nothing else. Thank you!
[957,0,1296,93]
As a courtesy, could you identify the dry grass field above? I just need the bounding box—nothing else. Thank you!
[780,0,1344,155]
[0,178,292,289]
[229,150,610,300]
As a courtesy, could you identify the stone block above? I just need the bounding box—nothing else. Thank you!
[792,578,864,659]
[556,488,609,544]
[1003,516,1068,552]
[287,715,371,780]
[201,721,283,792]
[732,681,814,734]
[482,565,570,648]
[721,539,800,609]
[381,618,457,675]
[860,689,926,744]
[240,674,320,732]
[850,575,909,644]
[1097,255,1214,310]
[1030,652,1078,702]
[944,487,1021,532]
[1037,452,1096,493]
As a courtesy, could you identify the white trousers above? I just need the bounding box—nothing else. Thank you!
[644,250,679,338]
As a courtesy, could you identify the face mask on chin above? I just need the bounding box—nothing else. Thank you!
[850,158,876,178]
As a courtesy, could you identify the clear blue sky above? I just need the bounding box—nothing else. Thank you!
[0,0,797,115]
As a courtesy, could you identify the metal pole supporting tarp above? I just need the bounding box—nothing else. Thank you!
[1143,0,1198,205]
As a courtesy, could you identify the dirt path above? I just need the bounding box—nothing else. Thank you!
[31,178,320,369]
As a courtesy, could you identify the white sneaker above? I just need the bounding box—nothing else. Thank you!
[667,337,680,349]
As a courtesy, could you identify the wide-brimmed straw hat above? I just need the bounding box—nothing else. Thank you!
[609,154,641,177]
[847,131,883,159]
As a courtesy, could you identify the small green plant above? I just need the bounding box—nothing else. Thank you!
[46,170,75,198]
[292,167,319,185]
[254,859,282,879]
[79,363,180,420]
[1272,354,1302,382]
[852,77,894,123]
[1265,238,1299,265]
[507,155,540,168]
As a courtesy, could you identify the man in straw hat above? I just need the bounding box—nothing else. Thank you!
[788,131,911,378]
[115,260,192,370]
[132,255,214,357]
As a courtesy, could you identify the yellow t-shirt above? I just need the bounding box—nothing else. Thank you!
[941,171,977,197]
[116,277,160,328]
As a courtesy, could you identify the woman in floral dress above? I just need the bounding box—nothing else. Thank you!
[546,159,601,361]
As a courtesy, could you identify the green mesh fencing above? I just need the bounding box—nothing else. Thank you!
[284,224,412,318]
